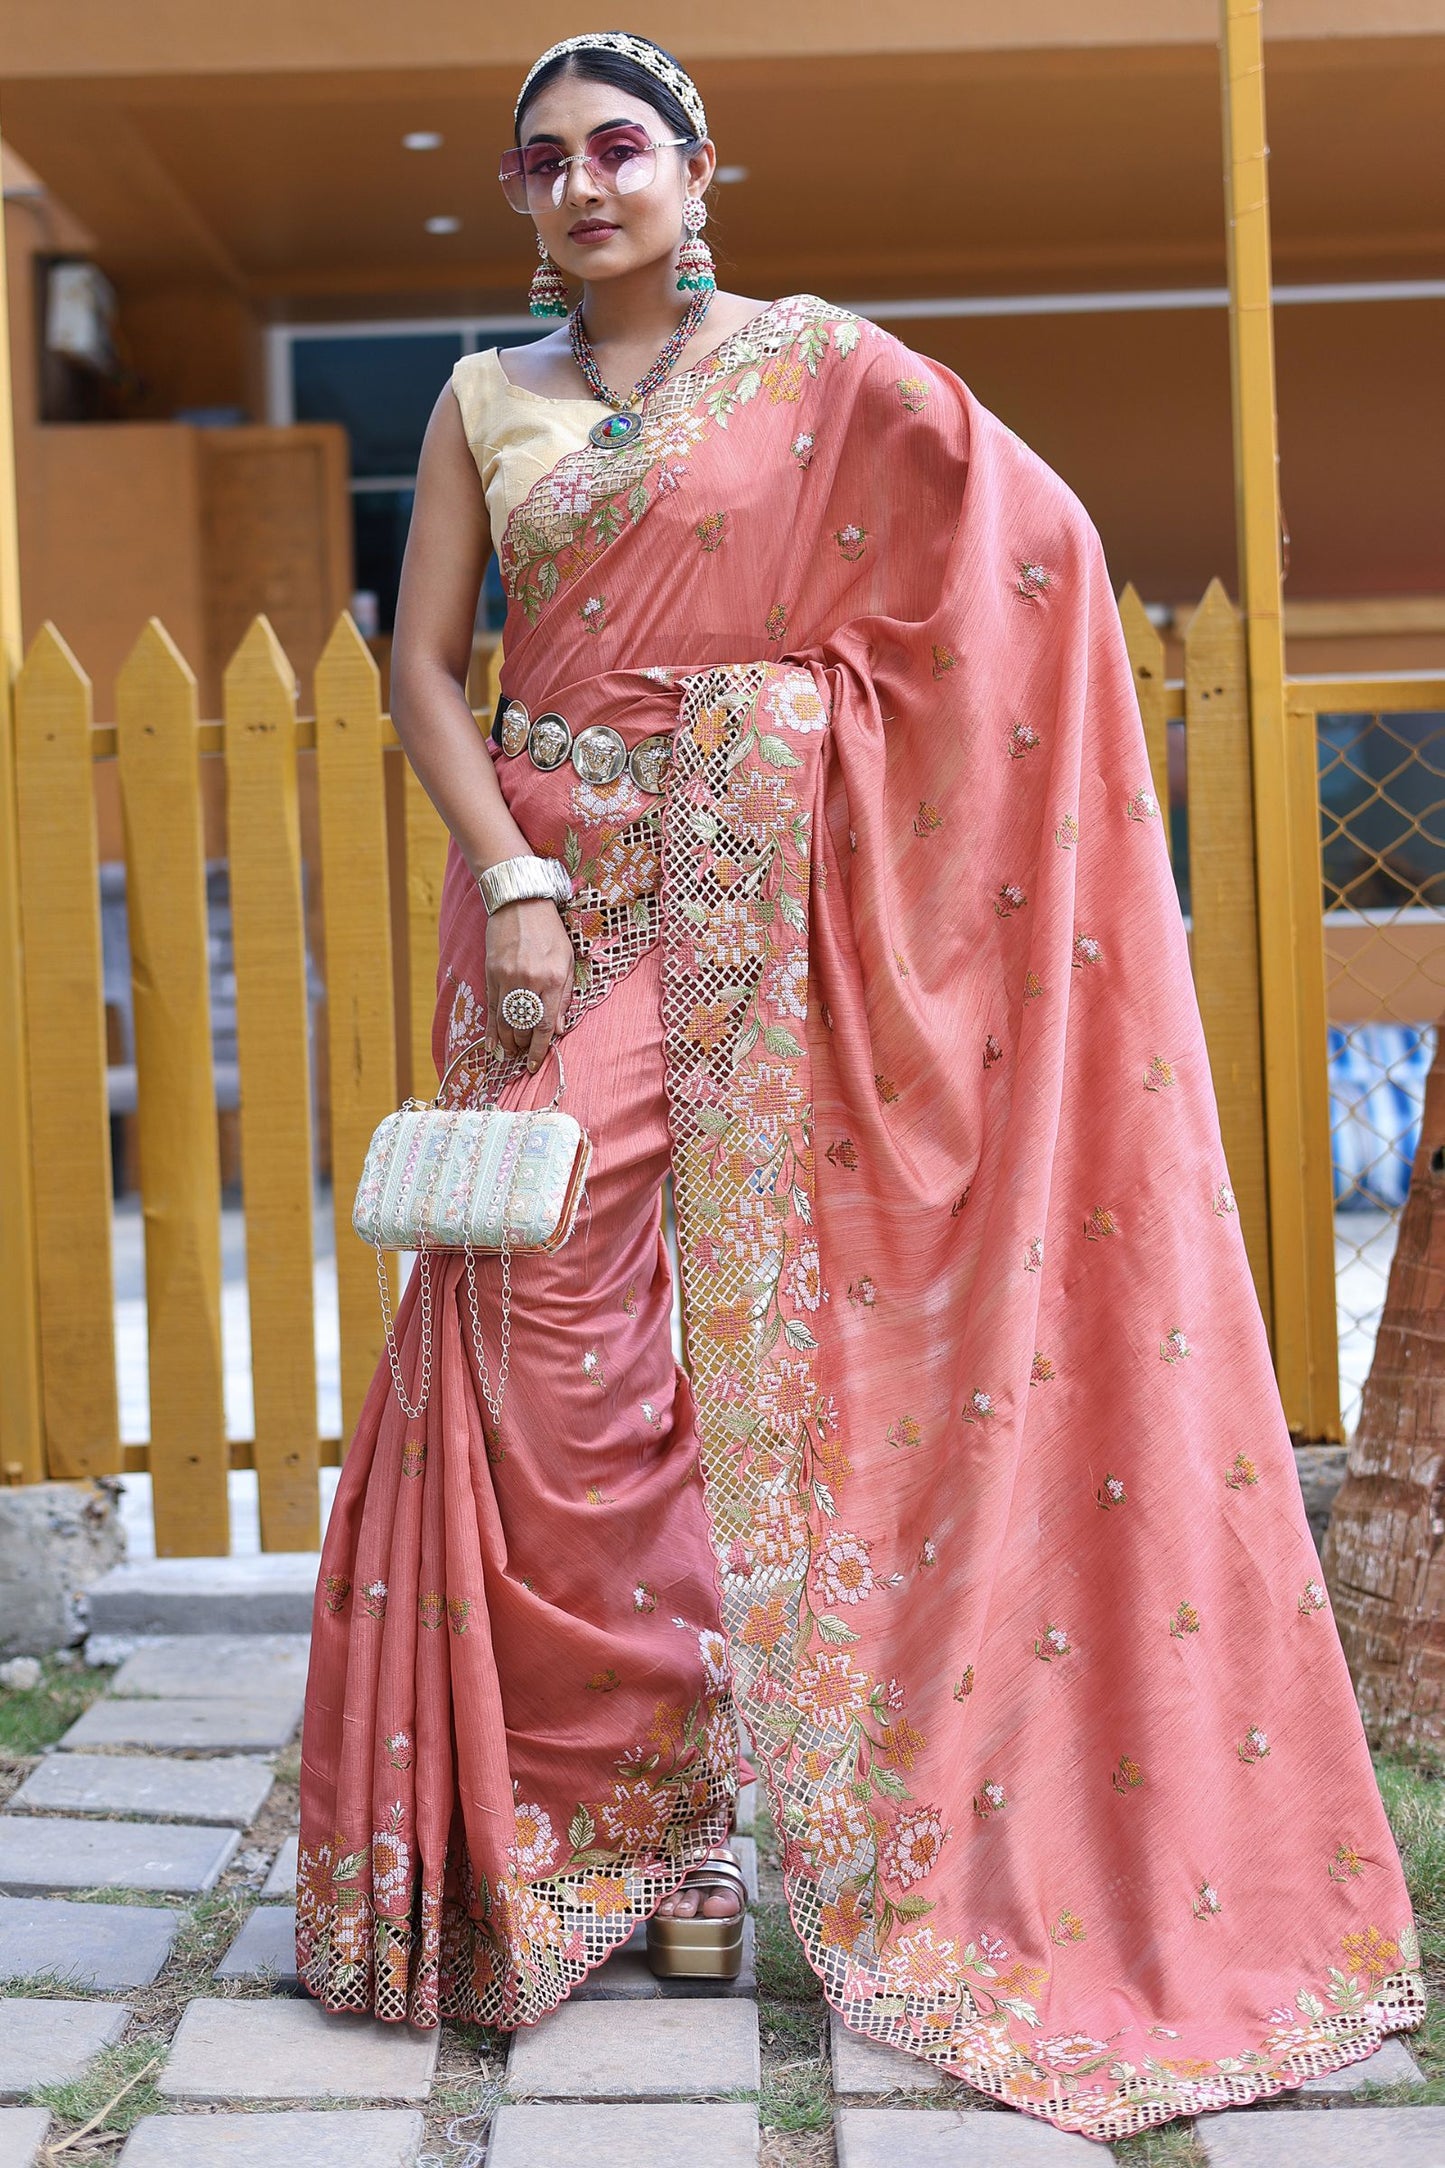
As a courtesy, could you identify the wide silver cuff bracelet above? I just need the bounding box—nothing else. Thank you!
[476,853,574,915]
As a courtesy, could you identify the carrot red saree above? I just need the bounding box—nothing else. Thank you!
[298,293,1424,2139]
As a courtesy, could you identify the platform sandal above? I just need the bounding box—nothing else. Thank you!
[645,1847,748,1981]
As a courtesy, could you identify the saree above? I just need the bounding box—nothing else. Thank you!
[298,293,1425,2140]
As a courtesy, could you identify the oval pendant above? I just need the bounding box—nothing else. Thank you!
[588,410,642,450]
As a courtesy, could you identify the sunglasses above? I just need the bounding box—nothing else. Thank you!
[499,123,692,214]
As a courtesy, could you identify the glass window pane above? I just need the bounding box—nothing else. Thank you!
[292,333,464,478]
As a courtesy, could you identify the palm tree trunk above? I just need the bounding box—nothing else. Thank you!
[1321,1015,1445,1753]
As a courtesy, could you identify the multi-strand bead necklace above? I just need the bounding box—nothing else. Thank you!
[569,288,714,450]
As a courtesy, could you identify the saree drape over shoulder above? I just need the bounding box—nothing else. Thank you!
[297,294,1424,2140]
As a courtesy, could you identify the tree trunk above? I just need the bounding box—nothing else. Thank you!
[1321,1015,1445,1753]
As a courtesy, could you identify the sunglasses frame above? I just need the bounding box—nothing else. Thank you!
[499,127,695,215]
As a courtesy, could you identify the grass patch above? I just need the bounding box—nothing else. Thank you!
[0,1654,113,1758]
[755,1901,822,2004]
[1114,2122,1209,2168]
[29,2033,168,2142]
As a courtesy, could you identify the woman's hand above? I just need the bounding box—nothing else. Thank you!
[484,897,576,1070]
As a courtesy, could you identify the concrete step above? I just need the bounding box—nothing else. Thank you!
[86,1556,320,1637]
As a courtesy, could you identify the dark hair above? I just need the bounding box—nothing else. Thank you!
[514,38,702,147]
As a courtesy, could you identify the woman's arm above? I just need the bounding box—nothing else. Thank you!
[390,386,574,1069]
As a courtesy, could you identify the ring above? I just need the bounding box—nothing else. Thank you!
[499,985,546,1033]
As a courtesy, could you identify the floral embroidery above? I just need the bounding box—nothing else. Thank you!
[582,1349,606,1386]
[1225,1452,1259,1489]
[1030,1351,1055,1387]
[1112,1756,1144,1793]
[875,1072,900,1104]
[1055,813,1080,849]
[1127,787,1161,822]
[763,675,827,733]
[887,1415,923,1451]
[632,1583,657,1613]
[994,883,1027,918]
[763,355,806,402]
[1017,561,1053,600]
[983,1035,1004,1069]
[1035,1623,1073,1661]
[1052,1909,1087,1943]
[586,1667,622,1693]
[972,1780,1007,1820]
[1160,1328,1192,1364]
[417,1589,444,1630]
[1007,720,1041,758]
[834,523,869,561]
[813,1530,876,1605]
[913,801,943,836]
[1084,1205,1120,1240]
[579,594,607,633]
[1073,933,1103,968]
[1329,1844,1366,1882]
[791,430,815,468]
[1023,1237,1044,1272]
[1237,1726,1271,1764]
[361,1578,388,1621]
[400,1438,426,1479]
[1192,1881,1222,1919]
[1096,1473,1127,1509]
[896,375,930,411]
[447,1595,471,1635]
[322,1574,351,1615]
[512,1801,558,1874]
[1170,1601,1201,1638]
[848,1275,878,1307]
[953,1667,975,1699]
[1213,1180,1238,1216]
[884,1802,952,1882]
[1023,970,1044,1000]
[931,644,955,677]
[951,1184,971,1214]
[1299,1579,1328,1615]
[766,602,788,640]
[963,1390,996,1423]
[372,1802,410,1903]
[695,511,727,551]
[1144,1055,1176,1092]
[385,1728,413,1770]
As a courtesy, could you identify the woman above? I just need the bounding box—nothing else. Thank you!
[297,31,1425,2138]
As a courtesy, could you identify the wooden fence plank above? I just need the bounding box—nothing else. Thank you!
[116,621,229,1553]
[314,612,399,1448]
[224,617,318,1551]
[1183,580,1272,1333]
[1118,585,1172,863]
[404,762,449,1100]
[15,626,120,1477]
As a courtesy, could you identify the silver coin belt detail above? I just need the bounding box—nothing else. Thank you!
[494,700,675,796]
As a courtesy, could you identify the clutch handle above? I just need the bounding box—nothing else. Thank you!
[429,1032,568,1112]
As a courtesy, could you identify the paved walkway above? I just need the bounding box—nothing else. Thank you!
[0,1631,1435,2165]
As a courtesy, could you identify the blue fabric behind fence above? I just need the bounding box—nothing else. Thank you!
[1329,1023,1437,1208]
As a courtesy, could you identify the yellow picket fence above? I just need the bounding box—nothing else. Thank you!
[5,598,1444,1551]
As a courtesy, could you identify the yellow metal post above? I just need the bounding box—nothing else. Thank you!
[1219,0,1340,1439]
[0,125,46,1482]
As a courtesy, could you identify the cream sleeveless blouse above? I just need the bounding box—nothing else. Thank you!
[449,347,611,540]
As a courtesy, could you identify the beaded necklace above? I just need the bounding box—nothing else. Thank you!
[569,289,714,450]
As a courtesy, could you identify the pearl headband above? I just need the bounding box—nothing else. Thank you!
[514,32,708,140]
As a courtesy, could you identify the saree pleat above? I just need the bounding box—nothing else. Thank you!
[298,292,1426,2137]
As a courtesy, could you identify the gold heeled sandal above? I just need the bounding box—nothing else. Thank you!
[645,1848,747,1980]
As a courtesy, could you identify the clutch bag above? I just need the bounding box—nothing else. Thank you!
[352,1035,591,1428]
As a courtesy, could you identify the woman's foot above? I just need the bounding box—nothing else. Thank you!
[654,1844,744,1919]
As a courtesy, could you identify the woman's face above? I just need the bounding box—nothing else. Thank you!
[515,74,713,286]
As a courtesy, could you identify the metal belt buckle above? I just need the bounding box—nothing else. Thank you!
[571,723,629,786]
[498,700,531,756]
[527,712,573,771]
[628,733,674,794]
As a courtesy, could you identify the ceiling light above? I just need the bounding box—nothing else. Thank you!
[425,215,461,235]
[404,131,444,151]
[714,164,749,184]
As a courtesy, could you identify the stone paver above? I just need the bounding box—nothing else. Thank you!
[835,2108,1102,2166]
[8,1752,274,1827]
[261,1834,298,1899]
[734,1782,756,1833]
[0,1895,183,1989]
[157,1998,439,2102]
[117,2108,426,2165]
[730,1834,759,1900]
[86,1556,318,1637]
[830,2009,945,2094]
[570,1916,756,2001]
[109,1634,311,1701]
[57,1695,302,1753]
[488,2102,760,2167]
[0,1999,131,2101]
[1198,2104,1445,2166]
[1298,2035,1425,2091]
[506,1996,759,2099]
[215,1903,299,1987]
[0,2107,52,2168]
[0,1815,238,1896]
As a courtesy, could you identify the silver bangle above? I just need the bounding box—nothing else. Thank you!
[476,854,573,915]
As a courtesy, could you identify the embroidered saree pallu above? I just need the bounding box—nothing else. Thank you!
[297,294,1423,2136]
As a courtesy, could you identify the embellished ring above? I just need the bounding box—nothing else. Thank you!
[499,986,546,1033]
